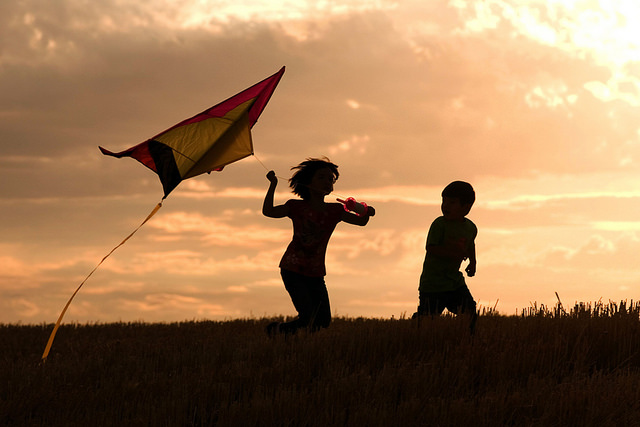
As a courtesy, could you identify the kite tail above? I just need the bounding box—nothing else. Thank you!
[41,201,164,362]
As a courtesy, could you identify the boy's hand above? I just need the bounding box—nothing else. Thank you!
[465,262,476,277]
[367,206,376,217]
[266,170,278,184]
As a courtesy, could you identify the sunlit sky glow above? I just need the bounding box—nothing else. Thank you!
[2,0,640,324]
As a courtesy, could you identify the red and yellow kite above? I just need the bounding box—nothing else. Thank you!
[42,67,285,361]
[100,66,285,198]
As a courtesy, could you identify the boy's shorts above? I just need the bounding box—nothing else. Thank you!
[417,285,476,316]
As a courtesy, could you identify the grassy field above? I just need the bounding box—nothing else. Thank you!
[2,301,640,426]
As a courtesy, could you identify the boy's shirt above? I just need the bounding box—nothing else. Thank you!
[419,216,477,293]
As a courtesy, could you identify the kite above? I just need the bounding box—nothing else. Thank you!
[100,66,285,198]
[42,66,285,361]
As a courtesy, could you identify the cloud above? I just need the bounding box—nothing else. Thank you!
[9,298,41,318]
[121,292,225,315]
[0,254,31,279]
[328,134,369,156]
[3,0,640,323]
[147,211,290,247]
[5,0,638,185]
[538,232,640,271]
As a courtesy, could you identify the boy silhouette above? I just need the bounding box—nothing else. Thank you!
[413,181,477,331]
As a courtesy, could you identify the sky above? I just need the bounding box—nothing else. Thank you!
[2,0,640,324]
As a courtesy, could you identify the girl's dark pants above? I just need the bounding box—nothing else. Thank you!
[280,269,331,333]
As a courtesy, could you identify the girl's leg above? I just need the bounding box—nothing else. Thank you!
[279,270,315,333]
[279,270,330,333]
[308,278,331,330]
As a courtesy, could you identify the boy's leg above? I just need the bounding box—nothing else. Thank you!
[416,292,446,317]
[445,285,478,333]
[445,285,476,314]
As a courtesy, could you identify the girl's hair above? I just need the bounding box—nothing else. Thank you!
[289,157,339,200]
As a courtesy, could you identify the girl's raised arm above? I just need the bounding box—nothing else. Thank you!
[262,171,289,218]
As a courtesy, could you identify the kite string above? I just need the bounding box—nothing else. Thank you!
[41,200,164,361]
[252,152,288,181]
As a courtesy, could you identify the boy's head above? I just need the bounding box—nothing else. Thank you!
[289,157,339,200]
[441,181,475,220]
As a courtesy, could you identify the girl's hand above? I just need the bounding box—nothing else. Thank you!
[266,170,278,184]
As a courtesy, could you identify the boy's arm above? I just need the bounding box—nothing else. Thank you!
[465,241,476,277]
[262,171,289,218]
